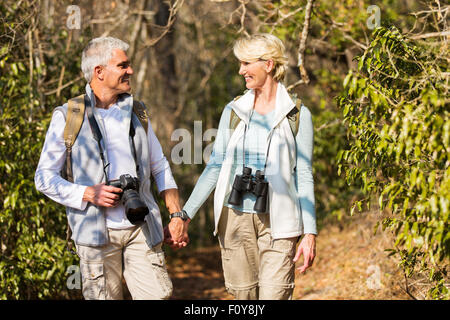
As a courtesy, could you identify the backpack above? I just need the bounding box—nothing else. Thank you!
[229,92,302,137]
[62,94,149,253]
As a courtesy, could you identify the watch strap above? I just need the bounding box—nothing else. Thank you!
[170,210,189,221]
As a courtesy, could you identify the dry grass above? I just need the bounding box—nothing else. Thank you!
[294,213,411,300]
[166,213,412,300]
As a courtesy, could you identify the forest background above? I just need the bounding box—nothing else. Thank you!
[0,0,448,300]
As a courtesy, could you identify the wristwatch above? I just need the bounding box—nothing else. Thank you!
[170,210,189,221]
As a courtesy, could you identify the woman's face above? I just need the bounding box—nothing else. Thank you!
[238,60,272,90]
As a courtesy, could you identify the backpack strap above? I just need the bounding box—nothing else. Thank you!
[61,97,149,182]
[287,96,302,138]
[63,94,85,183]
[288,96,302,173]
[61,94,85,254]
[229,93,301,137]
[229,109,241,131]
[132,100,149,134]
[229,94,242,130]
[62,98,149,160]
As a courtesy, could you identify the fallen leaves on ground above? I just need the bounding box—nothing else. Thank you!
[166,213,411,300]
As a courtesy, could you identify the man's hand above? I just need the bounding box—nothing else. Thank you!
[164,218,190,250]
[83,183,122,207]
[293,233,316,273]
[159,188,190,249]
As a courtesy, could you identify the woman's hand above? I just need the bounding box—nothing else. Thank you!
[164,218,190,250]
[293,233,316,273]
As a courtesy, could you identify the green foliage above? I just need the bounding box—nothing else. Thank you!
[0,1,84,299]
[337,26,449,299]
[1,0,447,300]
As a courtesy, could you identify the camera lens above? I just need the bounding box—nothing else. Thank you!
[122,189,149,225]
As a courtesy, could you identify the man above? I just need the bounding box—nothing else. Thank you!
[35,37,187,300]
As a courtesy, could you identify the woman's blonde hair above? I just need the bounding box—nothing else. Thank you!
[233,33,288,82]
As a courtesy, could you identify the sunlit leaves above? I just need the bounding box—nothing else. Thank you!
[337,26,449,299]
[0,1,80,299]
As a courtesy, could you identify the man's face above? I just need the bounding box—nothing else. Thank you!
[101,49,133,94]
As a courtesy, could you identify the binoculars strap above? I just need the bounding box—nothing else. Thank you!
[262,131,274,175]
[241,108,274,176]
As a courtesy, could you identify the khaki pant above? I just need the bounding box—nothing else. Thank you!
[76,226,172,300]
[218,207,297,300]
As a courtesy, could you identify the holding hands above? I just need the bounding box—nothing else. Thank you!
[159,188,190,250]
[164,217,190,250]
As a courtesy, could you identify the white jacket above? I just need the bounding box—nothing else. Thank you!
[213,83,311,239]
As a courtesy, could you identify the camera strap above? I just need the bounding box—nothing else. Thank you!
[128,121,140,175]
[85,95,139,182]
[85,94,110,182]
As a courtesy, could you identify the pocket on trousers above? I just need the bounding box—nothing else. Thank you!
[272,237,297,257]
[80,262,106,300]
[147,251,173,299]
[220,246,258,289]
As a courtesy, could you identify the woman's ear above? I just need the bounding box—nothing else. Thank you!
[265,59,274,73]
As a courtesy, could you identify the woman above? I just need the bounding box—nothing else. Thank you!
[168,33,317,300]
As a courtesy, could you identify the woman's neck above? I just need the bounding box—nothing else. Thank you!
[253,80,278,115]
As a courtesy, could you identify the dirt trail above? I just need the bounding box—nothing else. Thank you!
[166,213,411,300]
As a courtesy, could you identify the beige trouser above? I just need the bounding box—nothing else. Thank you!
[218,207,297,300]
[76,226,172,300]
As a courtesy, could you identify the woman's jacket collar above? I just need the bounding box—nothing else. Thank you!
[230,82,296,130]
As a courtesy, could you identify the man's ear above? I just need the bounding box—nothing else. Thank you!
[93,65,104,81]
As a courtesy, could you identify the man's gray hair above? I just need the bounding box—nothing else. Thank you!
[81,37,129,82]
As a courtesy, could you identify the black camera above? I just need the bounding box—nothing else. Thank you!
[228,167,269,213]
[107,174,148,225]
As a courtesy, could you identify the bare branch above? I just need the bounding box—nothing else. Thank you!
[27,29,33,87]
[295,0,314,87]
[100,14,130,37]
[409,30,450,39]
[142,0,185,48]
[56,30,73,98]
[227,0,249,36]
[128,0,148,60]
[342,32,368,50]
[286,79,306,91]
[44,75,84,96]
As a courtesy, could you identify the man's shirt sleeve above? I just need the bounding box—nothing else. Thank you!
[34,109,88,210]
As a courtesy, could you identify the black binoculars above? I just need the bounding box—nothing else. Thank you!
[228,167,269,213]
[107,174,148,225]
